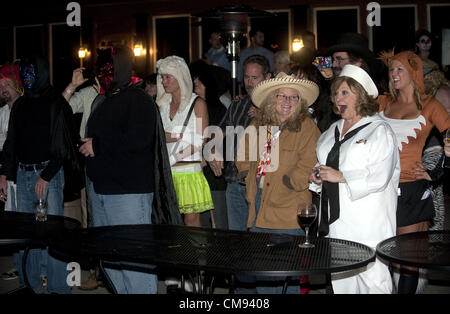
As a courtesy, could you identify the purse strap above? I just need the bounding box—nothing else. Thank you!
[171,96,199,154]
[181,96,199,130]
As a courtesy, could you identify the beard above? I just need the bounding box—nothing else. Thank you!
[332,66,342,77]
[2,92,12,103]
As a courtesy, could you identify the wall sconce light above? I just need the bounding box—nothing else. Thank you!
[134,42,145,56]
[292,37,304,53]
[78,47,88,59]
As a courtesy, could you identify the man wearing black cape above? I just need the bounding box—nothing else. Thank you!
[80,46,181,294]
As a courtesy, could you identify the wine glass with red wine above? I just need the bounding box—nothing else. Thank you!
[297,203,317,248]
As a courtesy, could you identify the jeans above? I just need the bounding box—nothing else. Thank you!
[88,182,158,294]
[226,182,248,231]
[13,167,70,294]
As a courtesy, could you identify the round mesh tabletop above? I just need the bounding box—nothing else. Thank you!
[376,230,450,271]
[0,211,80,249]
[50,224,375,276]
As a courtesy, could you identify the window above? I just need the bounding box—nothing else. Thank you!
[313,7,360,53]
[14,25,45,60]
[254,10,290,53]
[50,23,80,91]
[0,27,13,64]
[370,5,417,56]
[428,4,450,67]
[153,15,191,66]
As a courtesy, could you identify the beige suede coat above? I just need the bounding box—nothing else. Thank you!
[236,117,321,229]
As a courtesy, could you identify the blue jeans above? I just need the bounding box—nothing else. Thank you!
[226,182,248,231]
[13,167,70,294]
[88,182,158,294]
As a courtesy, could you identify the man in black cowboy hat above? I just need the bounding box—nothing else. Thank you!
[324,32,378,78]
[313,32,382,133]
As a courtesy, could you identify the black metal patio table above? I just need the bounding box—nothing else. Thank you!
[48,223,375,293]
[0,211,80,293]
[376,230,450,271]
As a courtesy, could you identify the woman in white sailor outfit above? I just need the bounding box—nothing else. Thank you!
[309,65,400,293]
[156,56,214,227]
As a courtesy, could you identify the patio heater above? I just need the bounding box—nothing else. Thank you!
[198,6,273,98]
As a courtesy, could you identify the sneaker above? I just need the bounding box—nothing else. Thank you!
[1,269,18,281]
[164,277,180,287]
[164,277,198,293]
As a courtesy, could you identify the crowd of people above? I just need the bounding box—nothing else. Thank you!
[0,26,449,295]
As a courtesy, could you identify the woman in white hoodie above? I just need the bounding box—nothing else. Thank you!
[156,56,213,227]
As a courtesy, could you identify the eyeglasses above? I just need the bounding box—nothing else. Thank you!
[420,39,431,44]
[332,57,349,63]
[276,94,300,102]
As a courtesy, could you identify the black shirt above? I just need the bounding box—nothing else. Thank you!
[86,87,156,195]
[13,96,62,181]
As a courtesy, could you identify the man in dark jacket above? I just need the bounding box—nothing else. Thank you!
[0,55,80,294]
[314,32,382,132]
[79,46,162,293]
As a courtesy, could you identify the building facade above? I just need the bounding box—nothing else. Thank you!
[2,0,449,92]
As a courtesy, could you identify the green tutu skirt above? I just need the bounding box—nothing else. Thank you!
[172,170,214,214]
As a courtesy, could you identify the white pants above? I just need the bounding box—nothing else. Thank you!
[332,259,393,294]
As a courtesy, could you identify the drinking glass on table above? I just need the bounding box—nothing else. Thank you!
[35,198,48,222]
[297,203,317,248]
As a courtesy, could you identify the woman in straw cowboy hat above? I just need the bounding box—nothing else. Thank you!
[236,72,321,293]
[310,64,400,294]
[377,50,450,294]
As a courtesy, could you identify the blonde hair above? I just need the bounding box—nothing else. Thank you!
[156,55,193,112]
[388,78,423,110]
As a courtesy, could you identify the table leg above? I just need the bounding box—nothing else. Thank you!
[180,273,186,292]
[208,276,215,294]
[229,274,236,294]
[325,273,334,294]
[197,271,203,293]
[282,276,290,294]
[99,259,118,294]
[22,246,35,294]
